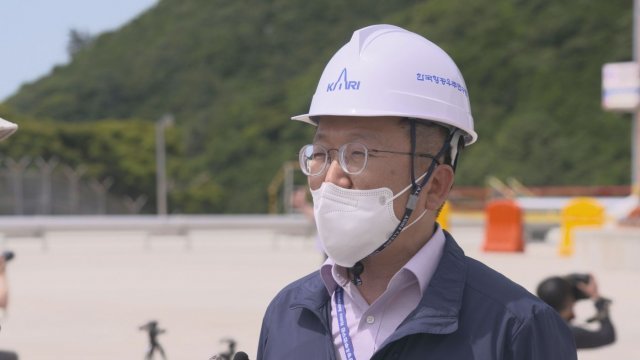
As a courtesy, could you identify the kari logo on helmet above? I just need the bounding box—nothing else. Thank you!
[326,68,360,92]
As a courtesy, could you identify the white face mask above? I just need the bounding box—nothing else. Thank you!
[310,177,427,268]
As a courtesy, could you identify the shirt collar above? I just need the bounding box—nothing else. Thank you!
[319,225,446,296]
[319,257,341,295]
[402,225,446,294]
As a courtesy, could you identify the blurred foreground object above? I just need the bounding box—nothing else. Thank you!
[0,252,14,311]
[1,251,14,262]
[0,117,17,141]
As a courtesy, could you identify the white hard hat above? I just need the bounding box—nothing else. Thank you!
[292,24,477,145]
[0,117,18,141]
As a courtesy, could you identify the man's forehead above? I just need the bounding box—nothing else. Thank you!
[313,116,405,140]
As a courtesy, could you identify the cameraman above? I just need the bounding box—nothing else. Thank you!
[537,274,615,349]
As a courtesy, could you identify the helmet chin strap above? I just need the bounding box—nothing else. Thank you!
[348,120,457,286]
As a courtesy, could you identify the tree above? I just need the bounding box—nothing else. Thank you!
[67,29,95,57]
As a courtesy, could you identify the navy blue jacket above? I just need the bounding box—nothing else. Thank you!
[258,232,577,359]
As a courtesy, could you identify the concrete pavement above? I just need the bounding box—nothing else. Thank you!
[0,225,636,359]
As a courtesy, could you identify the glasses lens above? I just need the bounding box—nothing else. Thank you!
[341,143,368,174]
[299,144,327,176]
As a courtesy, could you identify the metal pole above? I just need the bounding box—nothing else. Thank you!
[7,157,30,215]
[156,114,173,216]
[283,162,294,214]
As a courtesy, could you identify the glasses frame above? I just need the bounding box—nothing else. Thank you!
[299,142,440,177]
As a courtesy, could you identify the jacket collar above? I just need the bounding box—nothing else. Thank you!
[385,230,466,342]
[289,271,332,331]
[291,272,331,310]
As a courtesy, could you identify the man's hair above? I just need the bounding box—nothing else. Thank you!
[398,118,458,167]
[397,118,459,217]
[536,276,574,312]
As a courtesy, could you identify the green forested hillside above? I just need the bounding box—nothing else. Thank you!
[2,0,634,213]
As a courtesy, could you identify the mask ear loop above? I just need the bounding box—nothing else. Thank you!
[376,128,454,250]
[348,122,457,286]
[410,119,418,192]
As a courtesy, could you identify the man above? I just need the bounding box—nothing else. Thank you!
[258,24,576,359]
[537,274,615,349]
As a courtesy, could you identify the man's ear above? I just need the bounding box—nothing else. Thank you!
[421,165,454,212]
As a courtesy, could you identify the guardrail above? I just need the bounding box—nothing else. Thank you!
[0,214,314,238]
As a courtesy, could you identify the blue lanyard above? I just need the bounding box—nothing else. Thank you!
[335,287,357,360]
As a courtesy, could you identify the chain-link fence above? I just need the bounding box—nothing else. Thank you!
[0,156,148,215]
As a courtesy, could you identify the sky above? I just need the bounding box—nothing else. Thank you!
[0,0,158,101]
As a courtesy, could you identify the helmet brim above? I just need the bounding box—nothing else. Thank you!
[291,113,477,145]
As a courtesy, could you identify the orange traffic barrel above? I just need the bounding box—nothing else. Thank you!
[483,199,524,252]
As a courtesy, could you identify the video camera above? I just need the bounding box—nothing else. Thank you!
[564,273,590,300]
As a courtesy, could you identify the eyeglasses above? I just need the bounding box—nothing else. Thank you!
[299,142,439,176]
